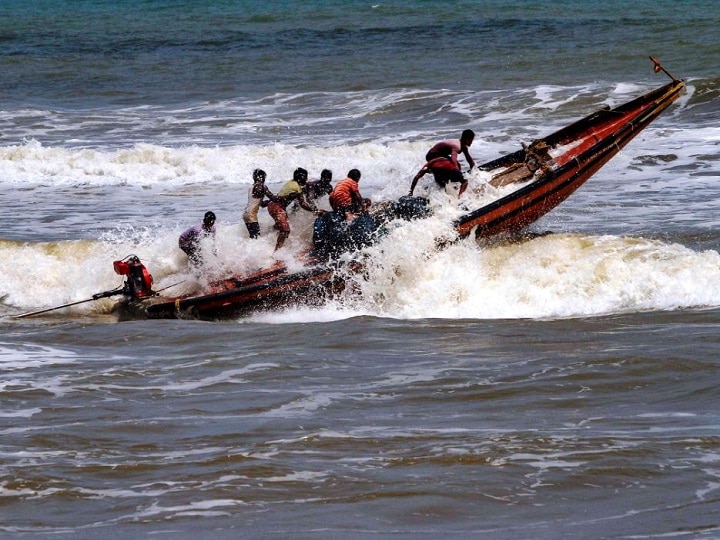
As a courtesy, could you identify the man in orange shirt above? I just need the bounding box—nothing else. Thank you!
[329,169,367,218]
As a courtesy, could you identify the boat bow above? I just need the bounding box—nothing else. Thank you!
[454,77,686,239]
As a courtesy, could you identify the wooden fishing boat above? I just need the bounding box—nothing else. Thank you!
[455,65,685,238]
[130,61,685,321]
[13,62,684,322]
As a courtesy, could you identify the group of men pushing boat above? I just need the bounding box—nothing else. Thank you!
[178,129,476,266]
[15,66,684,320]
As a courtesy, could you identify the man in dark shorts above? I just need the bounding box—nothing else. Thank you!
[409,157,467,196]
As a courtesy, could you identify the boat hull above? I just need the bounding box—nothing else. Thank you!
[454,79,686,238]
[137,263,343,320]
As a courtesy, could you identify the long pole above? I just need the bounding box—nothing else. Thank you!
[12,289,123,319]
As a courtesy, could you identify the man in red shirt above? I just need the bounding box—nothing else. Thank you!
[425,129,476,171]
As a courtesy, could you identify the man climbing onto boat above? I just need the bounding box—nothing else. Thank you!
[425,129,476,171]
[329,169,367,219]
[243,169,279,239]
[267,167,322,251]
[409,157,468,196]
[179,211,217,266]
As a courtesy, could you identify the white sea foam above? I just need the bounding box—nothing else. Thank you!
[1,80,716,322]
[135,499,244,519]
[354,233,720,320]
[120,365,276,393]
[0,343,78,369]
[0,118,704,197]
[3,212,720,321]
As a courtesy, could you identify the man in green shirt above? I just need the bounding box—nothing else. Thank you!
[267,168,322,251]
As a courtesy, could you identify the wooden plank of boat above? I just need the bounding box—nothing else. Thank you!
[208,260,288,292]
[144,264,340,319]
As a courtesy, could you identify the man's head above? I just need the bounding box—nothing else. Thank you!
[294,167,309,185]
[347,169,361,182]
[203,211,216,230]
[253,169,266,182]
[320,169,332,183]
[460,129,475,147]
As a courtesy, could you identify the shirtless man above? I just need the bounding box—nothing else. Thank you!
[304,169,334,203]
[242,169,279,239]
[425,129,476,171]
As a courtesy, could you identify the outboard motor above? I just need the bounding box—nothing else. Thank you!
[113,256,155,299]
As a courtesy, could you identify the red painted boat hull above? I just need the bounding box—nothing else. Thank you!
[142,262,344,319]
[455,79,686,238]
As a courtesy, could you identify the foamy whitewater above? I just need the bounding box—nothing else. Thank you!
[1,78,718,322]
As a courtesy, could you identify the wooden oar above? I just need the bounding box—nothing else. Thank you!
[12,288,124,320]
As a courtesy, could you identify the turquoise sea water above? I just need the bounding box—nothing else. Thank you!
[2,0,718,106]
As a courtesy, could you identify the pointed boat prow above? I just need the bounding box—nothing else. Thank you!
[454,63,685,239]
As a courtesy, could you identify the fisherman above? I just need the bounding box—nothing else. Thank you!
[243,169,279,239]
[409,156,468,196]
[179,211,216,266]
[329,169,367,219]
[304,169,334,203]
[267,168,322,251]
[425,129,476,171]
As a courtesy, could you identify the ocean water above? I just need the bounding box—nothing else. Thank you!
[1,0,720,537]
